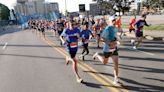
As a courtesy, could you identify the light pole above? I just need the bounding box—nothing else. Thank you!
[65,0,67,11]
[0,6,1,20]
[65,0,68,17]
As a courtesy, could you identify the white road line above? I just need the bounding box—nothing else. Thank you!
[119,45,155,56]
[137,50,155,56]
[2,42,8,50]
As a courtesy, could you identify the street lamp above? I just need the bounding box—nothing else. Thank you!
[65,0,68,16]
[65,0,67,11]
[0,6,2,20]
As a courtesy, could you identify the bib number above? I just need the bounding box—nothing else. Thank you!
[70,42,77,48]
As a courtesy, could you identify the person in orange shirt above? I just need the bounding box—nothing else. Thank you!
[116,15,123,39]
[129,16,136,33]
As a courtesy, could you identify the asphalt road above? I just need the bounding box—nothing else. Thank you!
[0,27,164,92]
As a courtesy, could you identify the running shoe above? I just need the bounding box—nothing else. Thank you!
[113,79,123,86]
[92,52,98,60]
[133,46,137,50]
[77,78,83,83]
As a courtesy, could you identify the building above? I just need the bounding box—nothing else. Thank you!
[17,0,44,3]
[25,1,35,15]
[14,0,59,18]
[89,3,101,16]
[35,1,45,14]
[129,0,145,14]
[49,3,59,12]
[129,1,137,11]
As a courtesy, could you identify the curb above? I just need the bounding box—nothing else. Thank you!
[125,33,164,41]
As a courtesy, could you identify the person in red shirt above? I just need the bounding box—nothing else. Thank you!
[129,16,136,33]
[116,15,123,39]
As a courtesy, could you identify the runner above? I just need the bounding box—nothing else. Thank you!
[40,20,46,38]
[92,16,122,85]
[116,15,123,39]
[60,20,83,83]
[129,15,136,33]
[79,22,94,61]
[131,14,150,49]
[93,19,101,48]
[57,18,64,45]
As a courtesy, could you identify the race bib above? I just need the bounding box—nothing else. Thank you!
[70,42,77,48]
[109,41,117,52]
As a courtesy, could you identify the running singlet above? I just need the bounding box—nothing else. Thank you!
[61,28,80,52]
[94,23,101,34]
[102,26,117,52]
[57,22,64,31]
[135,19,149,32]
[80,30,92,44]
[116,19,121,28]
[129,19,136,30]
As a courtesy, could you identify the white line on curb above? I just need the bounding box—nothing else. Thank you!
[2,42,8,50]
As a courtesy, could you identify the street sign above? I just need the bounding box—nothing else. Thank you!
[79,4,85,12]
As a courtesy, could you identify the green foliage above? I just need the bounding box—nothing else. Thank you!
[94,0,131,15]
[122,24,164,31]
[142,0,164,9]
[0,3,10,20]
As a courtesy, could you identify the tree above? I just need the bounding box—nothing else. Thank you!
[93,0,133,15]
[142,0,164,10]
[0,3,10,20]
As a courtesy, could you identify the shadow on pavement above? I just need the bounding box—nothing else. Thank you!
[143,77,164,82]
[94,63,164,74]
[0,53,64,60]
[82,81,103,89]
[82,79,126,90]
[0,44,65,48]
[121,43,164,48]
[84,71,164,92]
[137,48,164,53]
[119,55,164,63]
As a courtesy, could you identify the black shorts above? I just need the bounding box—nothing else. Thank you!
[98,49,118,58]
[58,31,63,36]
[69,51,77,58]
[41,28,45,33]
[82,43,88,48]
[136,31,143,37]
[129,29,135,32]
[96,34,101,37]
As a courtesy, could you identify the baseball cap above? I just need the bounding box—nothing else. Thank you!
[109,16,117,21]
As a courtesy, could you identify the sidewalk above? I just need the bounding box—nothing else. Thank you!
[123,28,164,41]
[0,25,21,36]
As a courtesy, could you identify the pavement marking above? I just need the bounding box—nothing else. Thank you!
[2,42,8,50]
[120,45,155,56]
[137,50,155,56]
[80,62,129,92]
[78,62,120,92]
[40,37,121,92]
[43,37,129,92]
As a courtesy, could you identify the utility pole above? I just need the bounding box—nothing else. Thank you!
[0,6,1,20]
[65,0,68,17]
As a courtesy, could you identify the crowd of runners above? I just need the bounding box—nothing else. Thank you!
[27,14,150,85]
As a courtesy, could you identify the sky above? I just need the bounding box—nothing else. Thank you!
[0,0,95,12]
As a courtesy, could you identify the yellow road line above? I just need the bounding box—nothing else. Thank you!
[54,43,129,92]
[39,35,129,92]
[42,38,120,92]
[78,62,119,92]
[80,62,129,92]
